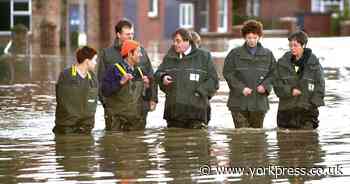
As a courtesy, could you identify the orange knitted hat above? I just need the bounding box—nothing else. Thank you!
[121,40,140,57]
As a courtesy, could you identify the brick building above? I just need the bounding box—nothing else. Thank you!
[0,0,61,54]
[235,0,350,36]
[0,0,232,55]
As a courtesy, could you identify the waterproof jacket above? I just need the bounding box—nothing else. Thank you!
[97,39,158,105]
[223,43,275,112]
[103,62,145,120]
[155,46,219,122]
[273,49,325,110]
[55,66,98,127]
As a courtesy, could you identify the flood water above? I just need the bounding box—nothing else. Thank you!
[1,38,350,183]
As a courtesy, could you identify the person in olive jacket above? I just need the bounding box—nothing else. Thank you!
[155,28,219,129]
[273,31,325,129]
[54,46,98,134]
[223,20,275,128]
[101,40,150,131]
[97,19,157,130]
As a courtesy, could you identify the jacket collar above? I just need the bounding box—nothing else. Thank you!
[165,44,198,59]
[242,42,267,56]
[113,38,122,50]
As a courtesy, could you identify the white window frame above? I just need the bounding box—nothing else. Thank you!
[312,0,344,13]
[218,0,228,33]
[0,0,32,35]
[179,3,194,29]
[200,0,209,33]
[148,0,158,18]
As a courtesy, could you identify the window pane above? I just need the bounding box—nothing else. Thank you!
[181,6,185,26]
[189,6,193,25]
[14,2,29,11]
[149,0,154,12]
[14,15,30,30]
[219,0,225,11]
[220,14,224,27]
[0,1,11,31]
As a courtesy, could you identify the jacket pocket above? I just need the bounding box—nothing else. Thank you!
[86,88,98,114]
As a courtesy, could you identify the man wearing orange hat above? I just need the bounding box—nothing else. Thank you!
[101,40,150,131]
[97,19,157,130]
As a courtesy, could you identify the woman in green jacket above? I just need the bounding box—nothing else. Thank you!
[223,20,275,128]
[273,31,325,129]
[54,46,98,134]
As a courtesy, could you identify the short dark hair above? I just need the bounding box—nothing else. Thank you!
[288,30,308,47]
[76,46,97,64]
[241,20,263,37]
[172,28,192,42]
[115,19,133,34]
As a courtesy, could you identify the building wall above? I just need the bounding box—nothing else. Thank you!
[227,0,233,32]
[123,0,138,38]
[164,1,180,39]
[260,0,311,21]
[99,0,123,48]
[31,0,61,54]
[303,13,331,36]
[136,0,165,49]
[86,0,101,49]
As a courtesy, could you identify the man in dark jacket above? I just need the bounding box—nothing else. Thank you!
[101,40,150,131]
[97,19,157,130]
[273,31,325,129]
[223,20,275,128]
[155,28,219,129]
[54,46,98,134]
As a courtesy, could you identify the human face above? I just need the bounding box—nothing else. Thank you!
[117,27,134,43]
[289,40,304,58]
[130,47,141,65]
[244,33,260,48]
[173,34,190,54]
[87,54,97,71]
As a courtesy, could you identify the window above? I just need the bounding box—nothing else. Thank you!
[218,0,228,33]
[312,0,344,13]
[179,3,194,29]
[148,0,158,18]
[0,0,31,35]
[199,0,209,32]
[246,0,260,17]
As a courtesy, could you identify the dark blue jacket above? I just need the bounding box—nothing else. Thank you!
[102,60,143,97]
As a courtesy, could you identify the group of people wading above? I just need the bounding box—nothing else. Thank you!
[54,19,325,134]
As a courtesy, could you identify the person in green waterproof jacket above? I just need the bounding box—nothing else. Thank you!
[155,28,219,129]
[54,46,98,134]
[223,20,276,128]
[101,40,150,131]
[273,31,325,129]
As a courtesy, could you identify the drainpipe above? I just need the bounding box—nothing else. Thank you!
[78,0,87,46]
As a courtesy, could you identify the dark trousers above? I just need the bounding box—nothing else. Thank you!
[105,114,146,131]
[53,119,94,134]
[277,107,319,129]
[167,120,206,129]
[230,111,266,128]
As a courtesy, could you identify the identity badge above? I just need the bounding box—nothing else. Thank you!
[308,83,315,91]
[88,99,96,103]
[190,73,200,81]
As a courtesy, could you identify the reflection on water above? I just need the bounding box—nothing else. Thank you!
[1,37,350,183]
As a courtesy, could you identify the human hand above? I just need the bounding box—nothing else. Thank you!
[163,75,173,86]
[292,88,302,97]
[243,87,253,96]
[120,73,133,85]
